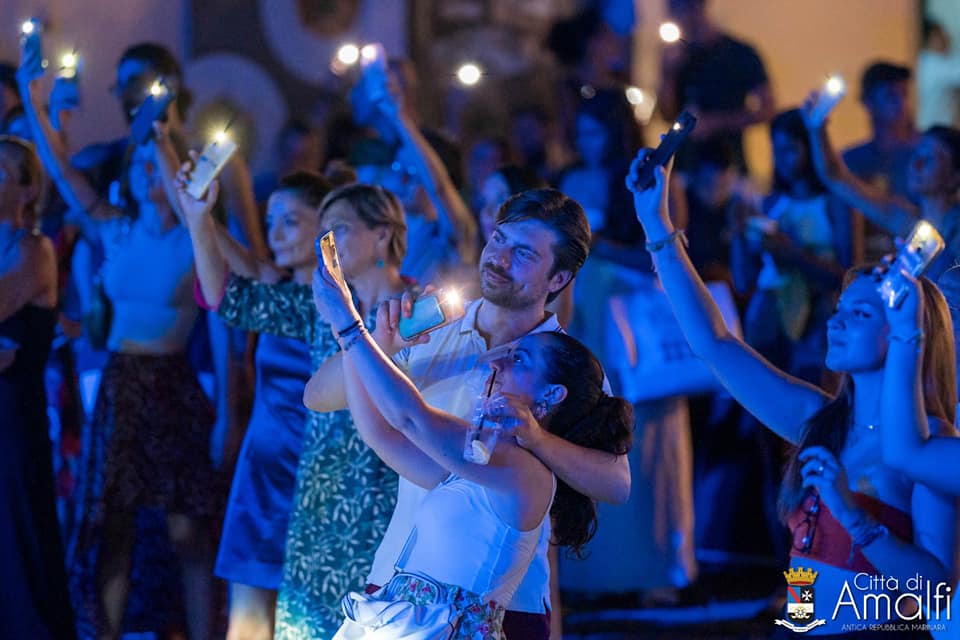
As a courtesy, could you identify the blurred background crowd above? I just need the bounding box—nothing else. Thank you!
[2,0,960,638]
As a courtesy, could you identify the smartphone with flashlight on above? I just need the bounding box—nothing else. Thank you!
[632,111,697,191]
[130,85,175,146]
[877,220,945,308]
[809,75,846,126]
[316,231,346,290]
[186,132,238,199]
[359,43,389,104]
[399,293,448,341]
[19,19,44,78]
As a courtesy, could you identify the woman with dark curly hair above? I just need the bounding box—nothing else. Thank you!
[313,259,633,639]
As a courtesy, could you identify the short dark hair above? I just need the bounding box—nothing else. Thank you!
[860,61,911,101]
[119,42,192,118]
[496,188,590,302]
[692,137,736,173]
[275,171,333,209]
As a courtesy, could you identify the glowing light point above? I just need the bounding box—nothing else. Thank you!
[825,75,845,97]
[915,220,936,242]
[625,86,645,105]
[336,43,360,66]
[659,22,681,44]
[149,81,166,97]
[360,44,378,62]
[61,52,77,69]
[672,122,682,131]
[213,130,228,144]
[21,20,35,35]
[444,288,462,307]
[456,63,482,87]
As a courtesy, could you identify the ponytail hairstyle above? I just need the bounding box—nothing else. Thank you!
[0,135,45,228]
[778,267,957,519]
[532,331,633,557]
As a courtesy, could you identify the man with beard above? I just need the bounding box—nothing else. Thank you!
[304,188,630,639]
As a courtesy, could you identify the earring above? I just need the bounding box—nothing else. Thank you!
[533,400,548,420]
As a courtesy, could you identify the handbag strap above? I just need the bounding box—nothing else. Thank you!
[394,525,417,574]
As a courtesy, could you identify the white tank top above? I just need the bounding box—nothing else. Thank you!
[370,479,554,613]
[399,474,554,606]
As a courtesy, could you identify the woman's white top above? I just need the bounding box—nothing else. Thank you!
[400,473,554,607]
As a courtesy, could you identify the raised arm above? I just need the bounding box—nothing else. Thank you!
[17,59,119,221]
[628,153,829,444]
[155,137,282,283]
[387,108,478,265]
[219,154,271,262]
[881,274,960,494]
[341,351,446,488]
[304,293,434,413]
[802,98,917,237]
[170,170,229,307]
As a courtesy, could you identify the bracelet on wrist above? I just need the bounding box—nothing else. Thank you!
[338,325,368,352]
[845,513,888,565]
[645,229,688,253]
[335,318,361,339]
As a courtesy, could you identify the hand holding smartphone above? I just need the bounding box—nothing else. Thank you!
[630,111,697,192]
[806,75,846,129]
[359,43,392,112]
[398,294,448,341]
[316,231,346,290]
[186,132,238,199]
[130,83,175,146]
[877,220,945,308]
[19,19,44,81]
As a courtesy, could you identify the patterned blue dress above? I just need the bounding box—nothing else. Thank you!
[216,274,397,638]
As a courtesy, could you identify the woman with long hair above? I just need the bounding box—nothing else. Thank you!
[628,153,957,638]
[734,108,856,382]
[311,260,633,639]
[0,136,75,639]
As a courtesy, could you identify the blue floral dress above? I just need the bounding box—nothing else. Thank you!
[217,275,398,638]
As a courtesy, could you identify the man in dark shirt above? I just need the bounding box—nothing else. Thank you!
[658,0,774,174]
[842,61,917,199]
[684,138,739,282]
[841,61,918,260]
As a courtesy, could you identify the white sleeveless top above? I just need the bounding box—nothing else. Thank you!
[369,299,567,613]
[399,474,554,606]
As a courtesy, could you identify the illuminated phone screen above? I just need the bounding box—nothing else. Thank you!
[398,295,446,340]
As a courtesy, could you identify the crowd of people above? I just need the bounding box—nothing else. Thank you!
[5,0,960,639]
